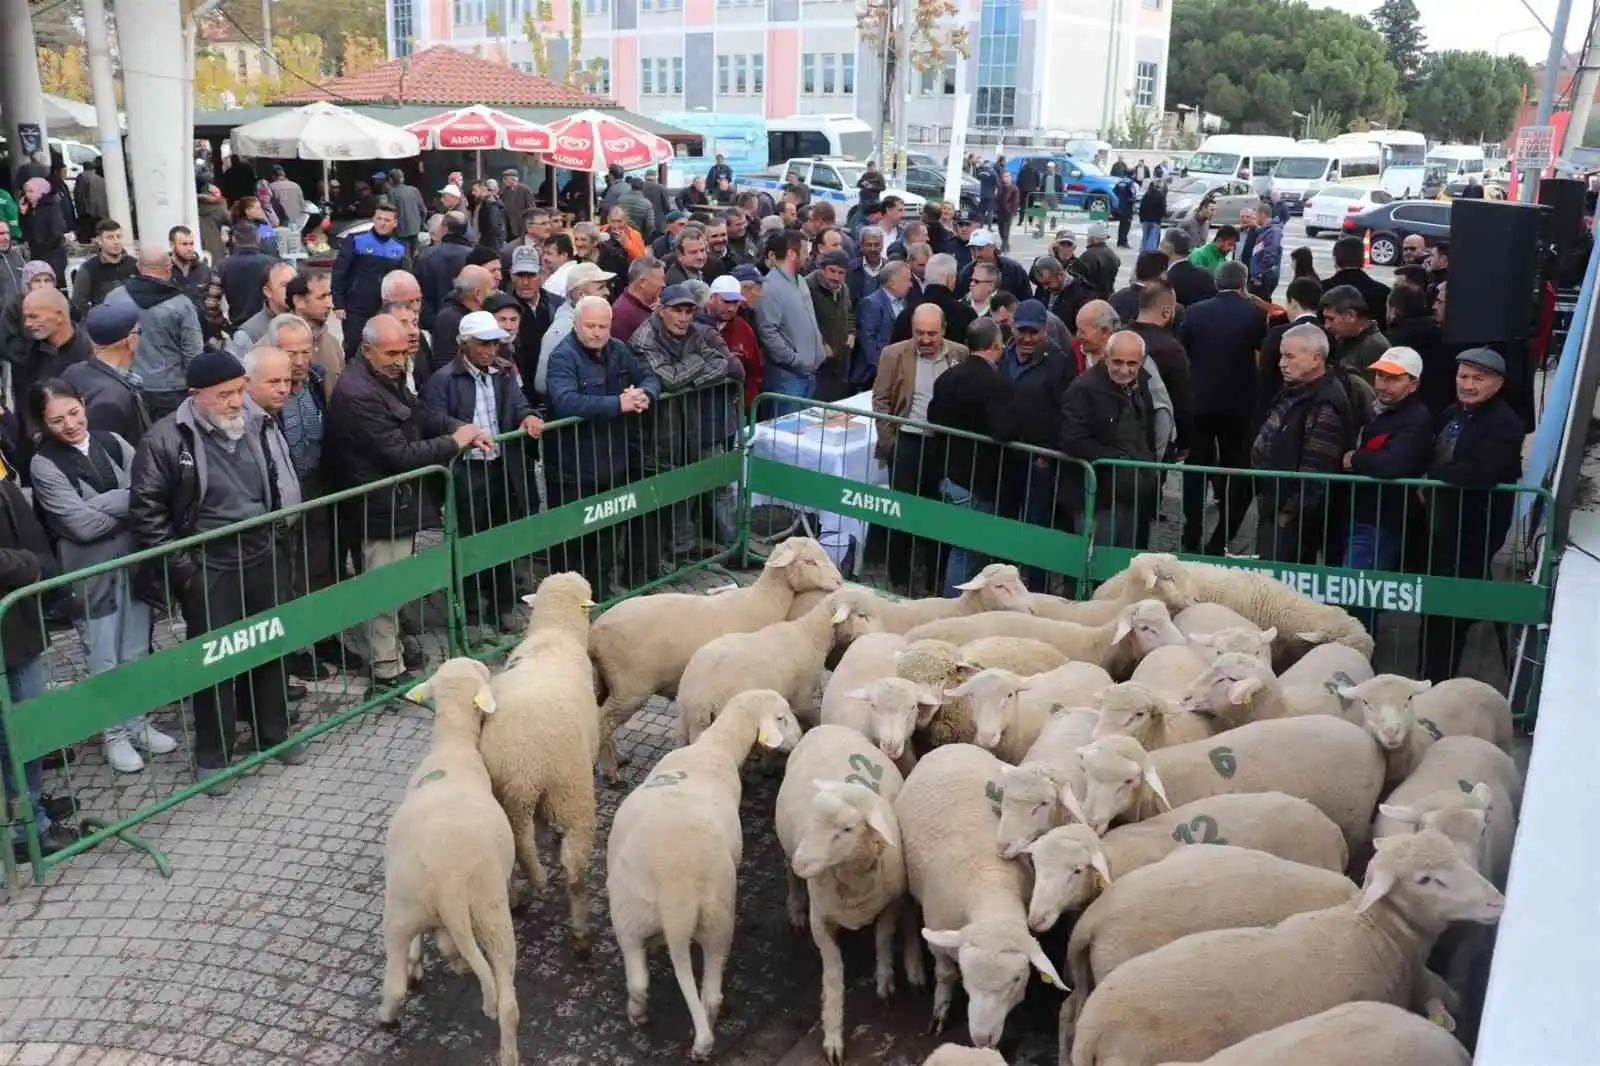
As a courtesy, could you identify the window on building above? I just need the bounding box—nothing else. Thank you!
[821,54,836,94]
[942,59,956,95]
[641,0,683,10]
[595,57,612,94]
[1134,61,1157,108]
[672,56,684,94]
[753,54,764,93]
[735,54,747,93]
[641,58,654,95]
[1142,0,1161,7]
[719,54,731,95]
[585,0,609,12]
[975,0,1021,126]
[802,53,816,94]
[842,53,854,94]
[392,0,415,55]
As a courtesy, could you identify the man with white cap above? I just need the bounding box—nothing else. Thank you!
[535,261,617,397]
[955,229,1031,303]
[1076,221,1121,300]
[702,274,763,405]
[1341,345,1433,630]
[421,310,542,634]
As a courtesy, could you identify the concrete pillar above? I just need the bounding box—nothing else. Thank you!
[81,0,133,231]
[117,0,188,243]
[1,0,51,173]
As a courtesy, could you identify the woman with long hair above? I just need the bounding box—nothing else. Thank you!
[28,379,176,774]
[1290,245,1319,284]
[230,195,280,257]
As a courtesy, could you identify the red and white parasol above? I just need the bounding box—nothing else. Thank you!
[403,105,554,153]
[539,109,673,173]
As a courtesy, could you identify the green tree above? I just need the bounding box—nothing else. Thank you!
[1166,0,1403,133]
[1406,51,1532,143]
[224,0,388,71]
[1369,0,1427,91]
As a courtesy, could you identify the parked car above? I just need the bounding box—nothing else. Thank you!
[1345,200,1451,266]
[1006,155,1120,213]
[903,164,982,213]
[1301,184,1394,238]
[1162,176,1262,227]
[1437,179,1508,202]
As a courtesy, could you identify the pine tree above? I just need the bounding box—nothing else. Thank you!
[1371,0,1428,92]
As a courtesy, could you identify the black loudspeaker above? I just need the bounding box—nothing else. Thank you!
[1538,177,1586,248]
[1445,198,1549,346]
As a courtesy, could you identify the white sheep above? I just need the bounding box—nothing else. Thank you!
[820,630,909,723]
[961,635,1071,676]
[479,573,601,954]
[1128,643,1211,696]
[1068,829,1503,1066]
[995,757,1089,859]
[1091,680,1218,751]
[1150,1001,1471,1066]
[1022,705,1104,765]
[590,536,842,783]
[1341,675,1514,785]
[380,658,519,1066]
[775,724,914,1065]
[789,562,1034,631]
[677,591,875,743]
[922,1046,1009,1065]
[1373,735,1523,882]
[606,690,803,1061]
[907,600,1183,677]
[1177,647,1373,729]
[1018,792,1349,930]
[1172,602,1258,640]
[1188,626,1276,665]
[1072,718,1385,850]
[824,676,933,773]
[895,743,1066,1049]
[1057,845,1355,1053]
[1093,553,1375,662]
[955,662,1112,764]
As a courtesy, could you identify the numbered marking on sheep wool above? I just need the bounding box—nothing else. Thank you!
[414,769,447,789]
[984,780,1004,817]
[844,753,884,794]
[582,491,638,526]
[1419,717,1444,741]
[642,769,688,790]
[1323,672,1358,709]
[1207,746,1237,779]
[1171,814,1227,846]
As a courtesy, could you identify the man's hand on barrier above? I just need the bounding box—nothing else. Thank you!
[620,387,651,414]
[521,415,545,439]
[1342,450,1355,471]
[452,424,496,453]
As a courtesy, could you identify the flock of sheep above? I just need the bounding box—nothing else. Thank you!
[376,539,1518,1066]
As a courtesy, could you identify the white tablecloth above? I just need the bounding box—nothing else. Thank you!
[749,391,888,573]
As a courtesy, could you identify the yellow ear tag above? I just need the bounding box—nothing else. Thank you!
[1040,973,1058,988]
[406,685,428,704]
[473,692,493,712]
[759,726,784,748]
[1243,691,1254,710]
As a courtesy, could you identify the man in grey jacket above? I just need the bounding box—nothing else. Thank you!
[387,169,428,253]
[120,244,205,422]
[755,229,827,414]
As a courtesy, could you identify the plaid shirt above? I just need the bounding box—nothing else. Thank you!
[465,363,502,460]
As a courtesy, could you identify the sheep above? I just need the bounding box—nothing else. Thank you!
[1067,829,1503,1066]
[1177,648,1373,730]
[823,676,933,774]
[1341,675,1514,785]
[589,536,841,783]
[1172,602,1258,641]
[1091,680,1218,751]
[1187,626,1275,665]
[954,662,1111,764]
[789,562,1034,631]
[1128,643,1211,696]
[1057,845,1356,1052]
[1028,565,1196,626]
[677,591,876,744]
[380,658,519,1066]
[1022,706,1104,765]
[774,724,913,1065]
[1093,553,1375,663]
[606,690,803,1061]
[479,573,601,954]
[1072,718,1386,850]
[995,757,1090,859]
[961,635,1070,677]
[894,743,1066,1048]
[907,600,1184,677]
[820,631,909,723]
[1374,735,1522,881]
[1018,792,1349,929]
[922,1046,1009,1066]
[1150,1001,1471,1066]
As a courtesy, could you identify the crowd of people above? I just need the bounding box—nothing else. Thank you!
[0,154,1528,866]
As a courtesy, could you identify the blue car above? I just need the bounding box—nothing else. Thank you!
[1004,155,1121,213]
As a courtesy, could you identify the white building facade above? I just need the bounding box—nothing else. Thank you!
[388,0,1170,141]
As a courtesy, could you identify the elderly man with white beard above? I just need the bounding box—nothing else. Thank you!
[128,348,303,791]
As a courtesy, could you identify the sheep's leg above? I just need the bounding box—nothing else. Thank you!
[928,949,958,1034]
[873,903,897,1000]
[439,898,499,1020]
[509,811,547,895]
[559,823,595,956]
[598,692,648,785]
[378,916,421,1025]
[784,872,808,933]
[666,933,714,1061]
[810,907,848,1066]
[1059,988,1085,1060]
[407,933,424,985]
[699,903,735,1029]
[618,931,651,1027]
[435,927,470,975]
[901,904,927,990]
[475,895,522,1066]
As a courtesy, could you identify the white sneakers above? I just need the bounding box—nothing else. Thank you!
[104,717,179,774]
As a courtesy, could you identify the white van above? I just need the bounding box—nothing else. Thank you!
[1270,142,1381,210]
[1187,134,1300,194]
[767,114,876,163]
[1424,143,1487,180]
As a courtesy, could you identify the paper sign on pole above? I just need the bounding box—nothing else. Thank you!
[1519,125,1557,172]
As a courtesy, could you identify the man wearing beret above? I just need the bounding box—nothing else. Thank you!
[128,348,303,790]
[62,302,151,446]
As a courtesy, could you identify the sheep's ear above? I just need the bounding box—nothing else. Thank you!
[1295,630,1327,644]
[922,928,964,952]
[1377,802,1417,825]
[1409,679,1434,695]
[1356,862,1398,914]
[1089,849,1113,885]
[1335,684,1360,701]
[953,573,989,591]
[915,698,941,727]
[1190,632,1216,648]
[1469,782,1494,807]
[521,592,538,606]
[579,599,597,609]
[1029,940,1068,989]
[1143,765,1172,810]
[953,660,980,681]
[767,542,797,567]
[1259,626,1278,644]
[864,803,897,845]
[1227,677,1264,707]
[1059,784,1090,825]
[830,603,852,624]
[405,679,431,704]
[758,720,786,748]
[473,683,497,715]
[1112,611,1134,645]
[1142,567,1159,590]
[944,676,978,699]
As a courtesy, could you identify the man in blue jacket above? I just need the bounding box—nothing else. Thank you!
[853,260,912,389]
[544,295,661,595]
[332,202,409,362]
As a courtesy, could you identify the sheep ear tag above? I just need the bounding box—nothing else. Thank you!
[758,725,785,748]
[405,683,430,705]
[474,687,497,714]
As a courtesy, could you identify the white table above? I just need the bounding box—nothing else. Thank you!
[748,391,888,573]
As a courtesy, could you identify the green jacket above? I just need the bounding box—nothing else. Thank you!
[0,191,18,241]
[1188,242,1228,272]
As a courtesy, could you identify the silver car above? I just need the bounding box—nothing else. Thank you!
[1162,176,1262,227]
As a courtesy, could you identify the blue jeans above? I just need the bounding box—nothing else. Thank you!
[1,656,49,843]
[1344,523,1403,633]
[760,365,816,419]
[1141,222,1162,251]
[939,478,995,597]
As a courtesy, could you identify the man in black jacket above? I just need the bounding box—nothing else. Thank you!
[1060,330,1161,547]
[1421,347,1526,683]
[62,302,151,445]
[954,230,1033,302]
[891,253,975,344]
[430,264,494,373]
[69,219,136,318]
[1127,280,1191,459]
[1177,261,1268,553]
[216,224,278,331]
[927,317,1013,593]
[127,349,303,786]
[1162,228,1216,308]
[1383,283,1454,420]
[1110,251,1171,328]
[1341,345,1432,632]
[325,315,492,685]
[418,212,474,329]
[1257,277,1324,423]
[1324,235,1391,321]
